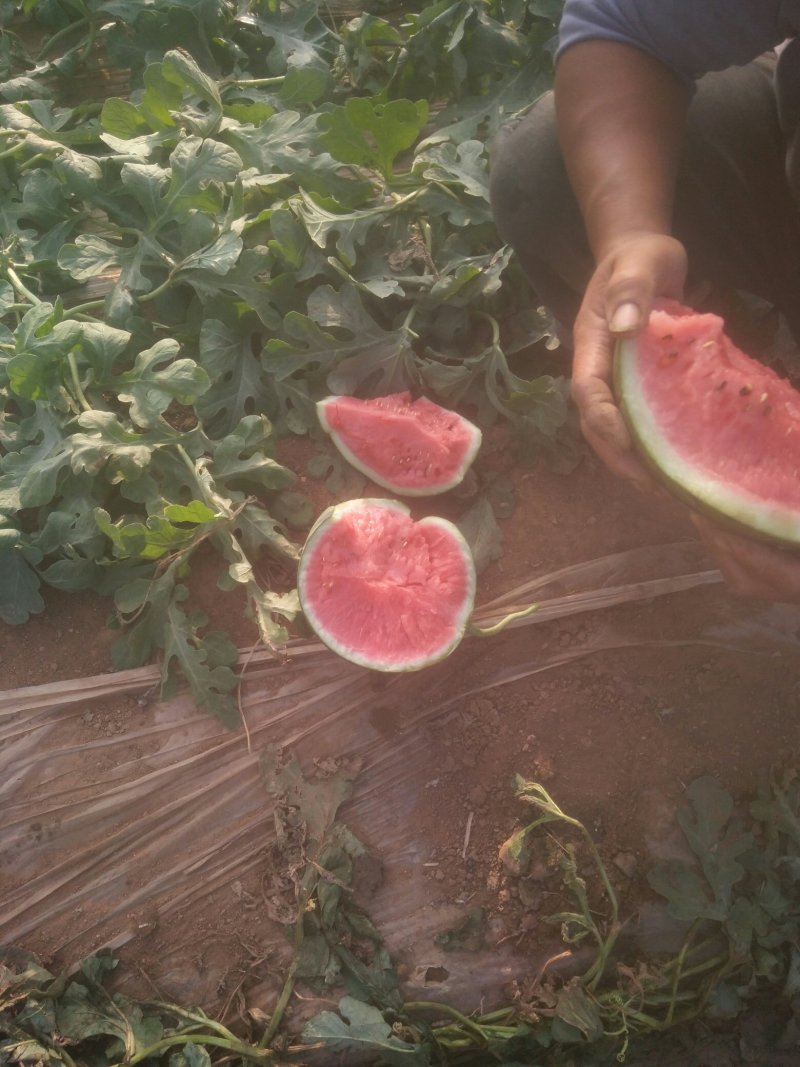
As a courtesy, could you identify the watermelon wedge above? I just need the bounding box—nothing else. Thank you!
[298,498,476,671]
[317,392,482,496]
[615,302,800,545]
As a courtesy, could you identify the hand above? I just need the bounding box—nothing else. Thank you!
[691,513,800,603]
[571,232,687,492]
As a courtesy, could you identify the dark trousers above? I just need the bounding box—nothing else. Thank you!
[489,55,800,351]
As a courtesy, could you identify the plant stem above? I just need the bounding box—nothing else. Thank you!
[475,1007,516,1024]
[0,140,27,161]
[401,304,418,337]
[643,989,704,1007]
[175,445,220,514]
[469,601,539,636]
[65,298,106,317]
[6,266,41,305]
[117,1032,273,1065]
[37,17,89,59]
[404,1001,487,1046]
[80,19,99,63]
[259,902,307,1048]
[430,1036,476,1050]
[145,1002,239,1040]
[67,351,93,412]
[663,921,700,1025]
[477,309,501,347]
[138,271,175,304]
[225,76,285,87]
[18,153,49,173]
[515,782,620,990]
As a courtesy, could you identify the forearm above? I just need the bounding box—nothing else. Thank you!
[554,40,691,261]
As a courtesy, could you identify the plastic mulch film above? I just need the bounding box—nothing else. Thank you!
[2,541,796,1011]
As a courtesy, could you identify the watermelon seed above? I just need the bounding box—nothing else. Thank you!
[714,380,727,391]
[739,385,752,396]
[661,333,673,341]
[702,340,715,349]
[759,392,769,403]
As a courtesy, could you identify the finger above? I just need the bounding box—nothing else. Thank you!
[572,377,661,493]
[604,236,688,336]
[571,289,660,493]
[571,320,631,457]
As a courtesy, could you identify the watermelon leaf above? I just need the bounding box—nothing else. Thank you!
[457,496,503,575]
[196,318,272,437]
[416,139,491,204]
[319,97,429,181]
[265,285,419,397]
[303,998,427,1065]
[648,778,753,923]
[0,538,44,624]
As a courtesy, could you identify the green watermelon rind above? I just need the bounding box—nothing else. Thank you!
[298,498,477,672]
[317,395,483,497]
[615,336,800,547]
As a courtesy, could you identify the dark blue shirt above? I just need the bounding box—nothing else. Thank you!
[558,0,800,82]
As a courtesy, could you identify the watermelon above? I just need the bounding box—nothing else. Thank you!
[615,301,800,545]
[317,392,482,496]
[298,498,476,671]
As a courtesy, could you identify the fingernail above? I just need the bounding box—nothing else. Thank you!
[610,302,641,334]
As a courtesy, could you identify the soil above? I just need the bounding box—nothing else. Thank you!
[3,428,800,1060]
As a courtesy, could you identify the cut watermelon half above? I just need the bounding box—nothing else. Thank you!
[615,301,800,545]
[317,392,482,496]
[298,498,476,671]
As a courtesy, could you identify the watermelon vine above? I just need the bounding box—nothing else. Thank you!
[0,0,566,718]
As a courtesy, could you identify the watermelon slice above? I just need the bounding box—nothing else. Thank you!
[317,392,482,496]
[615,302,800,545]
[298,498,476,671]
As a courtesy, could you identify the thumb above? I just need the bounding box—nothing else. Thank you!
[608,299,646,335]
[603,235,688,337]
[604,266,659,338]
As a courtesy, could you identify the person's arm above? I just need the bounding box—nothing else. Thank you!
[555,40,690,488]
[556,33,800,602]
[555,39,689,273]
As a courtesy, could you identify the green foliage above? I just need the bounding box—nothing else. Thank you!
[0,950,275,1065]
[7,771,800,1064]
[299,771,800,1065]
[0,0,565,711]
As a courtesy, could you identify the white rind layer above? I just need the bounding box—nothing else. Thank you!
[298,499,476,672]
[316,396,483,497]
[617,338,800,544]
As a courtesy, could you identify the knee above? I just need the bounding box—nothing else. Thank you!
[489,92,569,246]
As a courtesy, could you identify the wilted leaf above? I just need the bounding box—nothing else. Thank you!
[553,979,604,1042]
[260,745,360,851]
[457,496,502,574]
[434,908,487,953]
[303,997,427,1065]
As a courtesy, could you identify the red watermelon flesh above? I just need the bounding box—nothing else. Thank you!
[616,301,800,544]
[317,392,482,496]
[298,499,476,671]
